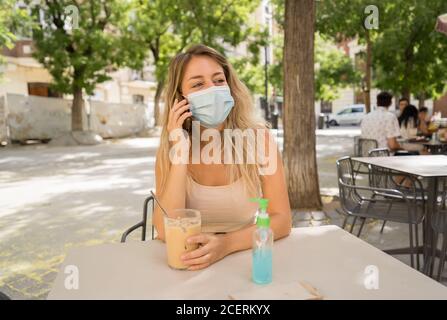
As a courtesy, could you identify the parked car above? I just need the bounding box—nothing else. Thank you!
[327,104,366,126]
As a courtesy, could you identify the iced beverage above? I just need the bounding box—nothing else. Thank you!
[164,209,201,270]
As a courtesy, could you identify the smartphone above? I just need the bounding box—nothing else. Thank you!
[178,93,192,134]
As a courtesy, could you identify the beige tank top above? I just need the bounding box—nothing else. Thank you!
[185,174,259,233]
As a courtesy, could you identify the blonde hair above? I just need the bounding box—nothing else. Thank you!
[157,44,267,197]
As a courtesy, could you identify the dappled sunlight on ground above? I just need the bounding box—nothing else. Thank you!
[0,137,159,299]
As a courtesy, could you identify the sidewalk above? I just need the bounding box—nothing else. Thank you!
[0,138,159,299]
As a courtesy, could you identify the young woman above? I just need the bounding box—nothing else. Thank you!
[154,44,291,271]
[398,104,425,153]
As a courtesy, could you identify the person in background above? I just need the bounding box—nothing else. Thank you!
[418,106,430,135]
[399,104,419,138]
[398,97,409,116]
[398,104,426,153]
[361,91,402,152]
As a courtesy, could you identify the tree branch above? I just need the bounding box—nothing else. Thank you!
[98,0,111,31]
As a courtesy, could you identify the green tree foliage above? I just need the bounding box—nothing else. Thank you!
[0,0,30,71]
[29,0,143,131]
[130,0,266,125]
[315,36,361,102]
[373,0,447,100]
[30,0,142,96]
[317,0,447,103]
[317,0,379,112]
[270,0,359,101]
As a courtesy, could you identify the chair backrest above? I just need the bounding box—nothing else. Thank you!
[358,138,378,157]
[336,156,355,186]
[336,156,361,213]
[432,207,447,232]
[367,148,391,187]
[353,136,360,156]
[121,195,155,242]
[368,148,390,157]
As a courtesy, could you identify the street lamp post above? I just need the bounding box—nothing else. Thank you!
[264,45,269,103]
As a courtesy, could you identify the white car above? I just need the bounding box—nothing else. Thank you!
[327,104,366,126]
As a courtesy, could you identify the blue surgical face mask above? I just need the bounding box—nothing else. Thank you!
[186,85,234,128]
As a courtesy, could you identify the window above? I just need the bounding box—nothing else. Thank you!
[132,94,144,104]
[27,83,61,98]
[338,109,352,115]
[22,45,32,54]
[352,107,364,113]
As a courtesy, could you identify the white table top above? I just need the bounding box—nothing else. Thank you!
[352,155,447,177]
[48,225,447,300]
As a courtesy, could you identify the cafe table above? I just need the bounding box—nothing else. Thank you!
[48,225,447,300]
[352,155,447,275]
[397,138,447,155]
[423,141,447,155]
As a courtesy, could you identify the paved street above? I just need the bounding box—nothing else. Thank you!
[0,126,444,299]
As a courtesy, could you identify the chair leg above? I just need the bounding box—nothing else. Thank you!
[357,218,366,238]
[337,209,349,230]
[379,200,393,234]
[349,216,358,234]
[380,220,387,234]
[437,234,447,281]
[430,231,439,277]
[409,223,415,268]
[415,224,420,271]
[442,178,447,210]
[342,216,348,230]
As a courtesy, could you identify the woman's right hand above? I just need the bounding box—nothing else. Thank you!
[167,99,192,134]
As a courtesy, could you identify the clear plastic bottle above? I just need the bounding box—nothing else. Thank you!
[251,198,273,284]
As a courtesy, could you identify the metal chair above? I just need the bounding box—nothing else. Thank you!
[121,195,155,242]
[337,156,425,269]
[368,148,390,157]
[367,148,429,234]
[357,148,390,233]
[431,207,447,281]
[343,148,391,232]
[352,138,378,177]
[442,178,447,210]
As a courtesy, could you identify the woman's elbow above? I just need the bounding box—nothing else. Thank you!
[282,222,292,238]
[275,212,292,239]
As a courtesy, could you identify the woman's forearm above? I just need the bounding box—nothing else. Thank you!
[154,163,188,240]
[223,212,292,255]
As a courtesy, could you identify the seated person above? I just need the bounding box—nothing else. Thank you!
[361,91,402,152]
[153,44,292,270]
[398,104,425,153]
[418,106,430,135]
[397,97,409,116]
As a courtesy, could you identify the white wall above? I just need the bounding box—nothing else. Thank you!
[90,100,152,138]
[0,96,7,143]
[6,93,72,141]
[3,93,152,141]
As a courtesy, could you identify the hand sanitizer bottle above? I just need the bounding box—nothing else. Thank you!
[251,198,273,284]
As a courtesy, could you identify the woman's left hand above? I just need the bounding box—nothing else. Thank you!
[181,233,230,271]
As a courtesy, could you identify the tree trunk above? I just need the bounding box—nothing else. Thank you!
[283,0,322,210]
[154,80,164,127]
[72,87,84,131]
[402,88,411,102]
[364,31,372,113]
[402,45,414,102]
[418,92,426,109]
